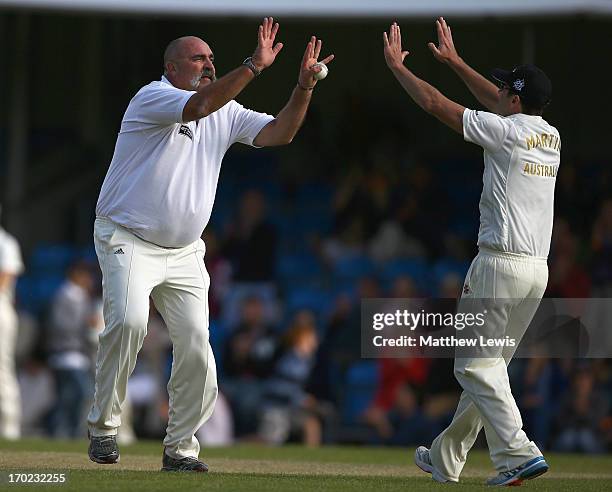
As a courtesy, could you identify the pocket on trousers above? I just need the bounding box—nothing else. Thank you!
[95,220,130,268]
[95,218,120,247]
[461,256,480,298]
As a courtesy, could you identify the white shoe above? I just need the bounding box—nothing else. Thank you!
[414,446,450,483]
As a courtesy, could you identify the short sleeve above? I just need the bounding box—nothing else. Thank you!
[227,101,275,147]
[0,234,24,275]
[463,109,512,153]
[128,81,195,126]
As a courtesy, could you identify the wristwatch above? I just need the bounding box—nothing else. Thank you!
[242,57,261,77]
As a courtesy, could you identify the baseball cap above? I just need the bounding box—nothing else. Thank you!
[491,64,552,108]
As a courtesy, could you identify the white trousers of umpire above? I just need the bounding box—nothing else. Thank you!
[88,217,218,459]
[429,248,547,482]
[0,294,21,439]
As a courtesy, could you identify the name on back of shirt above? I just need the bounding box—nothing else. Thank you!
[525,132,561,152]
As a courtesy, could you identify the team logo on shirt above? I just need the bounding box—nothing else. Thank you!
[178,125,193,141]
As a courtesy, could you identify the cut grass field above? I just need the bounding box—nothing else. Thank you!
[1,439,611,491]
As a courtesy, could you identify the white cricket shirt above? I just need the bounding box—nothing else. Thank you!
[96,76,274,248]
[463,109,561,258]
[0,226,24,300]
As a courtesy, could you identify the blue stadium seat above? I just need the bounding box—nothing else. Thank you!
[209,319,229,378]
[379,258,428,288]
[15,276,37,313]
[17,274,64,314]
[432,258,469,280]
[35,274,64,304]
[30,243,76,274]
[285,287,332,318]
[276,252,323,283]
[333,255,376,281]
[77,245,98,263]
[341,361,379,423]
[431,258,470,291]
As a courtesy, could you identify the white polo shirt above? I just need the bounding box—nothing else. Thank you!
[96,76,274,248]
[0,227,24,300]
[463,109,561,258]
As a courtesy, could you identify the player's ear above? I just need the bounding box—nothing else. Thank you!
[165,61,177,75]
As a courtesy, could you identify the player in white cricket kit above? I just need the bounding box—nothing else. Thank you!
[0,216,24,440]
[384,19,558,486]
[87,18,333,471]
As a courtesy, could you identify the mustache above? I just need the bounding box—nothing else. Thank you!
[201,68,216,81]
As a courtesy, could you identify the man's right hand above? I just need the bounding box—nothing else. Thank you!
[428,17,460,65]
[251,17,284,72]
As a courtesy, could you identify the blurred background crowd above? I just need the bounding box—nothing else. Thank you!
[1,5,612,455]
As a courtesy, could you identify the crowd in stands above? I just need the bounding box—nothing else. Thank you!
[6,143,612,453]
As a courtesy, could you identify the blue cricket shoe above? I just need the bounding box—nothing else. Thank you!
[486,456,549,486]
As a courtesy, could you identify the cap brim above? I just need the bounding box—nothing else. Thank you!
[490,68,513,85]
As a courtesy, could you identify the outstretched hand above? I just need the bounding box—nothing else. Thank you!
[252,17,284,71]
[428,17,459,65]
[383,22,409,70]
[298,36,334,89]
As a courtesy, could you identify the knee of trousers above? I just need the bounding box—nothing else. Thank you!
[178,322,210,349]
[101,309,149,342]
[177,331,213,367]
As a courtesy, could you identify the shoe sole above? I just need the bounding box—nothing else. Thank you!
[160,467,208,472]
[88,450,120,465]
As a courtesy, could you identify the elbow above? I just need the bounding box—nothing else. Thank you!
[184,94,214,121]
[275,131,295,146]
[422,95,439,115]
[184,104,211,122]
[270,136,293,147]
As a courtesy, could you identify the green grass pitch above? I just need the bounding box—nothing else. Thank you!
[1,439,611,491]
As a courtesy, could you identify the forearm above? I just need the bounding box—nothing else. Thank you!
[184,65,257,121]
[389,64,464,134]
[254,84,312,146]
[389,64,444,114]
[448,57,499,112]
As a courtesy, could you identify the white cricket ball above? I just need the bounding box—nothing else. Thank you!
[313,62,328,81]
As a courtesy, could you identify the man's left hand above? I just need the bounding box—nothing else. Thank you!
[298,36,334,90]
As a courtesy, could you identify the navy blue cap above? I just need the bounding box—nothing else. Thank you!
[491,64,552,108]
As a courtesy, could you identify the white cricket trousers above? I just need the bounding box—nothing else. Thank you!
[429,248,548,482]
[87,218,218,459]
[0,293,21,439]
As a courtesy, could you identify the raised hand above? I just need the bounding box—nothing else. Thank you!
[252,17,284,71]
[383,22,409,70]
[428,17,459,65]
[298,36,334,89]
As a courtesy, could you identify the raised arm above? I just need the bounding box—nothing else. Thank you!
[183,17,284,122]
[254,37,334,147]
[383,22,464,135]
[428,17,500,113]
